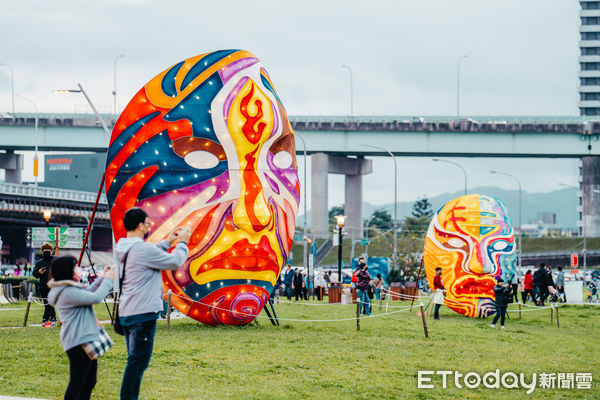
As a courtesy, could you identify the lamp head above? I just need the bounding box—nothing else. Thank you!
[336,215,347,228]
[43,209,52,222]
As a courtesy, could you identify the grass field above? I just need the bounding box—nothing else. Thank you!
[0,299,598,400]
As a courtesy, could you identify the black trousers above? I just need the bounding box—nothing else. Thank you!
[65,345,97,400]
[40,288,56,322]
[294,287,302,301]
[433,304,441,319]
[510,284,519,302]
[492,305,507,326]
[521,289,533,304]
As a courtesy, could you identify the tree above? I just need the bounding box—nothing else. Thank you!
[366,208,393,238]
[401,196,434,238]
[411,196,433,218]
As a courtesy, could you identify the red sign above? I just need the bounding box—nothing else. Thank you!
[47,158,73,165]
[570,254,578,268]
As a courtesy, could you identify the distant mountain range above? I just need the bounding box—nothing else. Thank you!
[297,186,578,229]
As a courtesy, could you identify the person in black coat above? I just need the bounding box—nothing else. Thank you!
[533,263,548,306]
[491,278,510,328]
[293,268,303,301]
[32,242,56,323]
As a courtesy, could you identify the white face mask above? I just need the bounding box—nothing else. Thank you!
[73,267,83,282]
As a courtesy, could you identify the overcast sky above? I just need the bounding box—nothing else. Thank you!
[0,0,582,214]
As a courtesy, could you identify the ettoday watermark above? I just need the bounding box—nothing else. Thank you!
[417,370,592,394]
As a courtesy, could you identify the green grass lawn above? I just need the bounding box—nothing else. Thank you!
[0,299,598,399]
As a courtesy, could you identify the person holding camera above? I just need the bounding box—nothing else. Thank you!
[491,277,510,328]
[115,207,190,400]
[356,259,372,316]
[33,242,57,323]
[47,255,117,400]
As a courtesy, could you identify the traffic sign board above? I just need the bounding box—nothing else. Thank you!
[27,227,85,249]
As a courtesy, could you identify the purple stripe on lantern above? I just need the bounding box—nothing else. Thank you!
[266,152,300,204]
[219,57,259,83]
[223,77,248,123]
[269,198,288,263]
[265,174,280,194]
[269,99,279,139]
[230,292,262,322]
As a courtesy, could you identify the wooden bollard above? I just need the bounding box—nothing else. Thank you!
[420,304,429,339]
[550,306,553,325]
[555,306,560,328]
[356,299,360,331]
[167,289,172,330]
[518,302,522,319]
[23,292,33,327]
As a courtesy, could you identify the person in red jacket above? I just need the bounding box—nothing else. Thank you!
[522,270,534,304]
[432,267,446,320]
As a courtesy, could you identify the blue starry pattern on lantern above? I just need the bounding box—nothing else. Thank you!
[106,130,228,203]
[164,72,223,143]
[182,280,274,302]
[179,49,238,91]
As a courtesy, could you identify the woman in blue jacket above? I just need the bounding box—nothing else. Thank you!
[48,256,116,400]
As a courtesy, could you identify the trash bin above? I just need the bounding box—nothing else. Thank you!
[328,283,342,303]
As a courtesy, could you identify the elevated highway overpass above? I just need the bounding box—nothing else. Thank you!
[1,113,599,239]
[1,113,600,157]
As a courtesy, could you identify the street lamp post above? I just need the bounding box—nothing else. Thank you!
[491,171,522,270]
[54,84,111,138]
[341,65,354,118]
[16,95,39,187]
[113,54,125,115]
[432,158,468,196]
[295,132,308,282]
[457,55,468,118]
[559,182,587,268]
[364,215,375,259]
[0,63,15,115]
[361,144,397,271]
[336,215,347,283]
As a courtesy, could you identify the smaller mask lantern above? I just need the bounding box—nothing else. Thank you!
[424,194,517,317]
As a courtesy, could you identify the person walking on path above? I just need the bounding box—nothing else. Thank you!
[491,277,510,328]
[356,260,372,315]
[522,270,534,304]
[432,267,446,320]
[33,242,57,323]
[283,264,294,300]
[293,268,303,301]
[373,273,385,301]
[114,207,190,400]
[508,269,519,303]
[47,255,117,400]
[533,263,548,306]
[556,266,566,302]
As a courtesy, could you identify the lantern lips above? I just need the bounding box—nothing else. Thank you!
[451,273,497,298]
[193,235,281,280]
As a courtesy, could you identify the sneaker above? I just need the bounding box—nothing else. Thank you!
[490,324,495,328]
[501,326,505,329]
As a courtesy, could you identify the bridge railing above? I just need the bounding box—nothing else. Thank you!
[0,182,107,204]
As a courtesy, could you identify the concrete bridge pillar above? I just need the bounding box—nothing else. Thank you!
[0,151,24,184]
[581,156,600,237]
[311,153,372,239]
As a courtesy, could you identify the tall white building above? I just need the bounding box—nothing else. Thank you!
[579,0,600,116]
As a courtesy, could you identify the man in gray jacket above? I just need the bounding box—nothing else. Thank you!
[115,207,190,400]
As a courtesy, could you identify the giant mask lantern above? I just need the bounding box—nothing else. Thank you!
[424,194,517,317]
[105,50,299,325]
